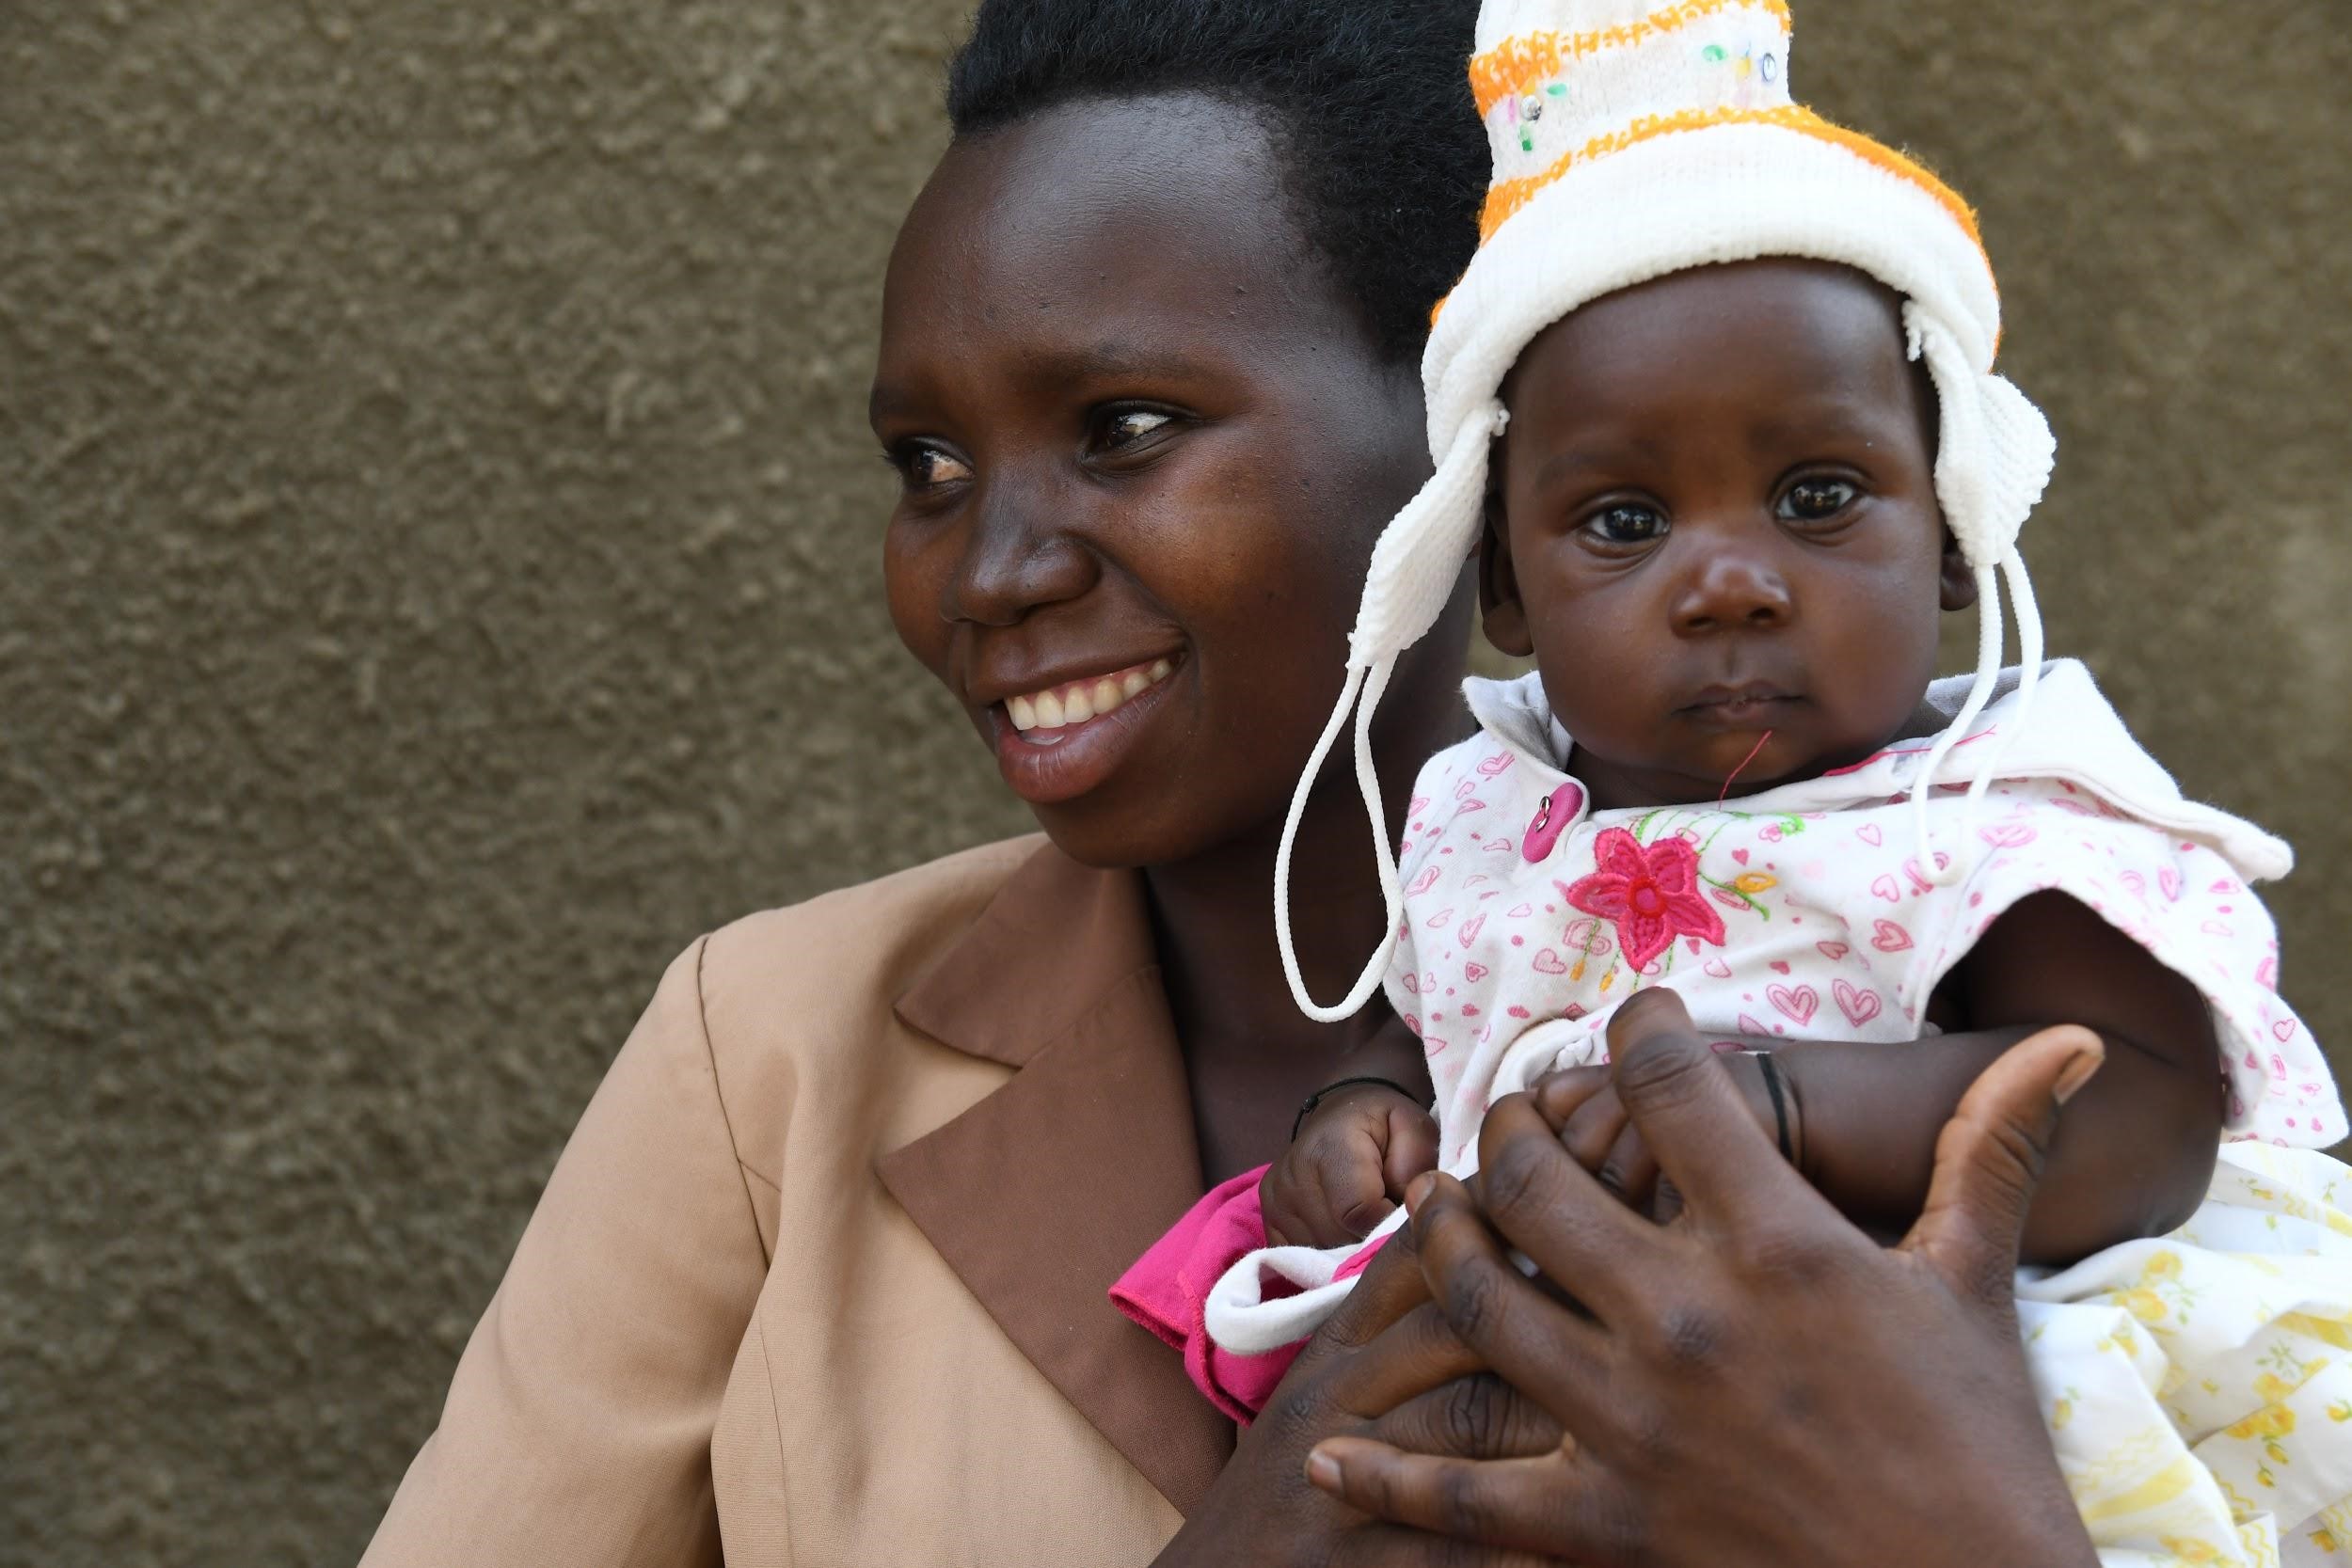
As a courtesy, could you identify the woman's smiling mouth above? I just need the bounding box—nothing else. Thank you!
[989,655,1184,805]
[1005,657,1176,734]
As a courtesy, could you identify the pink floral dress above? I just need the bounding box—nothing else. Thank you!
[1392,661,2328,1173]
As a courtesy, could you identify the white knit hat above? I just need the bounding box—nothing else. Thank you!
[1278,0,2058,1021]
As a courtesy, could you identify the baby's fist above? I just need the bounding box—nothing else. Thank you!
[1260,1084,1438,1249]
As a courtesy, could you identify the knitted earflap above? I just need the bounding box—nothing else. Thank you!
[1901,307,2057,887]
[1275,405,1509,1022]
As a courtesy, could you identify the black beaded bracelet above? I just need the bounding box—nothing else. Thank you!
[1751,1051,1796,1163]
[1291,1076,1427,1141]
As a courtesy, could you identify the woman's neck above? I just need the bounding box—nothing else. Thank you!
[1140,657,1473,1179]
[1142,772,1400,1058]
[1140,775,1402,1181]
[1138,672,1468,1053]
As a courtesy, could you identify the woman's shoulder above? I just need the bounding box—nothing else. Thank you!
[693,832,1046,1034]
[662,835,1048,1175]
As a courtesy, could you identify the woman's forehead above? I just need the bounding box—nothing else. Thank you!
[879,95,1354,365]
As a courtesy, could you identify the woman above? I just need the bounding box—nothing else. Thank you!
[362,3,2105,1562]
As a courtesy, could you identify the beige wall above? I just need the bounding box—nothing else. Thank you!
[1,2,2344,1561]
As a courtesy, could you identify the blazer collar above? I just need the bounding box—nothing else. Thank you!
[880,844,1233,1514]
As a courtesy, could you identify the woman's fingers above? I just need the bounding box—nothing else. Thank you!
[1902,1024,2104,1309]
[1597,1124,1661,1215]
[1411,1170,1616,1417]
[1529,1065,1613,1132]
[1321,1297,1493,1418]
[1553,1082,1629,1174]
[1382,1104,1442,1202]
[1603,989,1822,1234]
[1467,1094,1662,1326]
[1288,1213,1433,1376]
[1367,1370,1565,1462]
[1309,1441,1623,1562]
[1327,1523,1563,1568]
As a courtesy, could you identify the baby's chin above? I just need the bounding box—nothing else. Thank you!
[1592,736,1847,808]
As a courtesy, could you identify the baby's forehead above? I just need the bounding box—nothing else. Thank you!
[1526,258,1907,366]
[1502,259,1930,432]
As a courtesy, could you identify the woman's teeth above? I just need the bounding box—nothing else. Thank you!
[1006,658,1174,733]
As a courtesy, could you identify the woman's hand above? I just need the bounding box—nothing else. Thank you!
[1153,1217,1564,1567]
[1533,1047,1790,1223]
[1306,988,2107,1568]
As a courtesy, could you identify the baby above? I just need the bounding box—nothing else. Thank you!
[1114,4,2352,1562]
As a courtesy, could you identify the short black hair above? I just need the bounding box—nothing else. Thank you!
[946,0,1487,366]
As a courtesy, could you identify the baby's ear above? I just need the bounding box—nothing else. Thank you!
[1478,481,1534,657]
[1937,526,1980,613]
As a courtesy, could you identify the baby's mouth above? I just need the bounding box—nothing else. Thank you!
[1680,683,1803,724]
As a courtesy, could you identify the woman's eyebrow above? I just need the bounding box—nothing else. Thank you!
[1025,340,1226,387]
[868,341,1228,429]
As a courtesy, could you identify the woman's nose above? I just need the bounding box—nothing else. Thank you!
[942,482,1097,627]
[1670,543,1795,635]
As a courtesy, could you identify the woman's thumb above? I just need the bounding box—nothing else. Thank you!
[1900,1025,2104,1307]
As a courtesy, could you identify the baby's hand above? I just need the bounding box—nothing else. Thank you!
[1260,1083,1438,1249]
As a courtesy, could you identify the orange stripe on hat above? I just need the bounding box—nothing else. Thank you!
[1477,103,1985,251]
[1470,0,1793,119]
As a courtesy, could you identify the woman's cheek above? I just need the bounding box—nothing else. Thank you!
[881,529,954,681]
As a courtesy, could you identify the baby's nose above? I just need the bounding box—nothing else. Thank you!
[1671,547,1795,634]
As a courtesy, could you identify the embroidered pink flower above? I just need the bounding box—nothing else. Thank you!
[1562,828,1726,972]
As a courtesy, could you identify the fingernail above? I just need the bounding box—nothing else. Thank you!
[1405,1172,1438,1215]
[2054,1040,2106,1104]
[1305,1449,1341,1491]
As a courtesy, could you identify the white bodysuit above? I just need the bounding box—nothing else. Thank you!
[1211,662,2352,1565]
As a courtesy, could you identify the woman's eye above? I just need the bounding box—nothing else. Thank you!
[1780,478,1859,522]
[1100,409,1175,450]
[890,444,973,490]
[1583,503,1668,546]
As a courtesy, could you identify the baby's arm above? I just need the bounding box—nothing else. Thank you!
[1260,1015,1438,1249]
[1764,891,2223,1265]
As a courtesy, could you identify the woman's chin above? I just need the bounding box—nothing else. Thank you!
[1021,793,1200,873]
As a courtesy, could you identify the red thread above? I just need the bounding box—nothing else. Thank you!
[1719,729,1774,806]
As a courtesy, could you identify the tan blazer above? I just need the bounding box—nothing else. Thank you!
[362,838,1234,1567]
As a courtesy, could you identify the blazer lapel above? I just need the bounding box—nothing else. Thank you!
[879,847,1234,1514]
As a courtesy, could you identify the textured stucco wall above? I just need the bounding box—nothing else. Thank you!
[1,3,2344,1563]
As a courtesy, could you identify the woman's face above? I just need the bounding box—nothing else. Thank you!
[874,95,1437,869]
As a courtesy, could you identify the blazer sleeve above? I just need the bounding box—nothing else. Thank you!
[360,936,771,1568]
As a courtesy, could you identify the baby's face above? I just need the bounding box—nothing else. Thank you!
[1484,259,1972,812]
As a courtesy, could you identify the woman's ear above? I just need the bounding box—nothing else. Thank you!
[1479,481,1534,657]
[1937,527,1980,613]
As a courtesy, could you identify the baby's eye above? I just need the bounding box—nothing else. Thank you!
[1583,502,1668,546]
[889,444,974,491]
[1099,408,1175,450]
[1779,478,1859,522]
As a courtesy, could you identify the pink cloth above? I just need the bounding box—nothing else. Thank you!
[1111,1165,1386,1423]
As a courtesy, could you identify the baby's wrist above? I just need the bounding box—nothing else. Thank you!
[1728,1049,1804,1171]
[1291,1075,1427,1141]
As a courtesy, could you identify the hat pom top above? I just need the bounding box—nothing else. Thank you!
[1476,0,1795,175]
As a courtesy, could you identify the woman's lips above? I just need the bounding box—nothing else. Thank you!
[989,656,1182,805]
